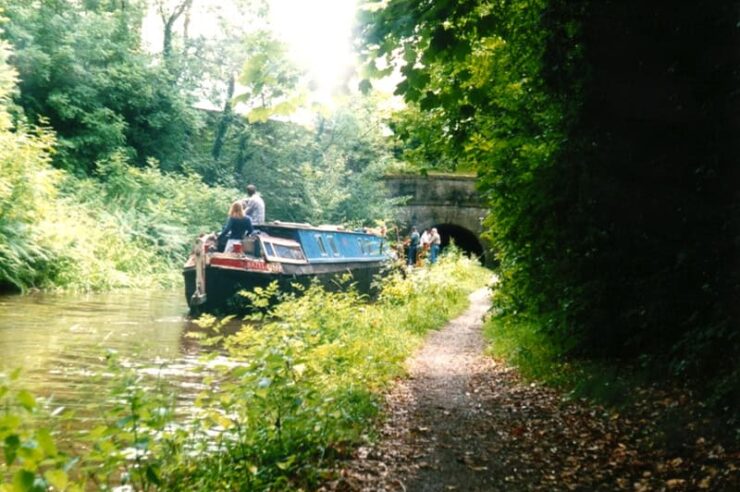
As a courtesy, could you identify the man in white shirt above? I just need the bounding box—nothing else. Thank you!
[420,229,431,248]
[242,184,265,225]
[429,227,441,263]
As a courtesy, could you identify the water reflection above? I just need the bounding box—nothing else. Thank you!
[0,289,241,415]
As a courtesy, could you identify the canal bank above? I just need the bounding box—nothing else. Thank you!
[0,255,490,490]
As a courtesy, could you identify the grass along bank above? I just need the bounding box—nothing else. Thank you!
[0,40,237,293]
[0,254,490,490]
[1,147,236,293]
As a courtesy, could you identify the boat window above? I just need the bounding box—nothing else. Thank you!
[361,239,376,255]
[326,235,340,256]
[315,235,328,256]
[364,239,379,255]
[370,240,380,255]
[274,244,305,261]
[264,242,276,257]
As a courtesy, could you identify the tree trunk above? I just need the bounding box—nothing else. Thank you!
[212,74,236,161]
[163,17,175,61]
[159,0,192,69]
[234,131,249,178]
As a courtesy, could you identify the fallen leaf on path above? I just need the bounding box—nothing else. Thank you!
[666,478,686,488]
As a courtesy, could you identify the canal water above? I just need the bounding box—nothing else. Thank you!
[0,288,235,419]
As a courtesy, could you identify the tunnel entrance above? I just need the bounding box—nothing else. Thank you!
[433,223,484,263]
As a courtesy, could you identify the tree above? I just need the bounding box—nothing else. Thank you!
[1,0,199,173]
[187,90,400,226]
[154,0,193,66]
[359,0,740,401]
[231,31,304,124]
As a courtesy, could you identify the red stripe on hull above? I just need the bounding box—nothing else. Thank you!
[209,257,282,273]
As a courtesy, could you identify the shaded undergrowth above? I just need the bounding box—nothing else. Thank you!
[484,314,740,453]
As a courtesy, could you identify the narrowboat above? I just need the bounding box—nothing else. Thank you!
[183,222,391,313]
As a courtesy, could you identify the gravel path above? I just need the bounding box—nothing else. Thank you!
[322,288,739,491]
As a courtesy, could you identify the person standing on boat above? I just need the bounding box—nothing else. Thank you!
[429,227,441,264]
[218,201,253,253]
[407,226,420,266]
[242,184,265,225]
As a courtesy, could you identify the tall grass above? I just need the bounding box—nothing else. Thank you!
[0,254,490,490]
[49,152,237,290]
[0,39,64,291]
[0,39,237,292]
[1,154,236,292]
[1,144,236,291]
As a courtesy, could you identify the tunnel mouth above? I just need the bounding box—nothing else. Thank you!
[432,223,484,263]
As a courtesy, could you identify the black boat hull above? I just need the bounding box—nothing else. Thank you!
[184,260,387,314]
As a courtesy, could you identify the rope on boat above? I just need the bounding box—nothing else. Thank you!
[190,236,207,307]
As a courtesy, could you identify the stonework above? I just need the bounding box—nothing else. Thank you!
[383,174,492,265]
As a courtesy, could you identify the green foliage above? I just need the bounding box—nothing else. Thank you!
[0,39,66,291]
[88,151,234,262]
[168,253,488,489]
[359,0,575,341]
[361,0,740,406]
[0,35,234,291]
[232,31,305,124]
[0,255,489,490]
[0,133,234,291]
[0,370,81,492]
[190,93,403,227]
[2,0,199,173]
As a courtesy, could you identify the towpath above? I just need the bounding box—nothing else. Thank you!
[323,288,739,491]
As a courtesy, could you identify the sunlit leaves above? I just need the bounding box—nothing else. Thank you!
[232,31,304,122]
[43,469,68,490]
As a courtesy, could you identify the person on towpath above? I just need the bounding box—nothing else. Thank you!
[429,227,441,264]
[407,226,420,266]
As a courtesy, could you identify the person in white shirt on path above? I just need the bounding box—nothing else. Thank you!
[419,228,431,262]
[429,227,441,264]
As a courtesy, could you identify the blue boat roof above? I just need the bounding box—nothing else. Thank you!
[259,222,389,263]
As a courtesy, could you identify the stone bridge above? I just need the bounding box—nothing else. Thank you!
[383,174,492,265]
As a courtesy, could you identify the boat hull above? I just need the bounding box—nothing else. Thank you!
[183,260,387,314]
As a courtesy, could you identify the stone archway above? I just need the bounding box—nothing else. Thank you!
[432,223,485,262]
[383,174,494,266]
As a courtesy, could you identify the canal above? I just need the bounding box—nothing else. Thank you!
[0,288,233,419]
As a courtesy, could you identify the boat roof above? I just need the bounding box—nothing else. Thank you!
[262,221,384,237]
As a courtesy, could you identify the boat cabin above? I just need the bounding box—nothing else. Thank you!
[256,223,387,264]
[184,221,389,313]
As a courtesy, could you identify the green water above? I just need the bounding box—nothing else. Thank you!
[0,289,233,415]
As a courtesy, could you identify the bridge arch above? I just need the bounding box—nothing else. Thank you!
[433,223,485,261]
[383,174,493,266]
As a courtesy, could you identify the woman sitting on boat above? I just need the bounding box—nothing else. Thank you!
[218,201,254,253]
